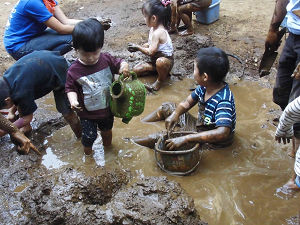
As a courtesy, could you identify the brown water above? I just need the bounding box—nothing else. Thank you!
[40,78,300,225]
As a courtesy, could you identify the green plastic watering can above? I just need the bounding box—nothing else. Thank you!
[110,72,146,124]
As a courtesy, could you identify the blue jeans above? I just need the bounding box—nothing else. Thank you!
[10,29,72,60]
[273,33,300,137]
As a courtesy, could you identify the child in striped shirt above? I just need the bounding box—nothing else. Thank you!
[275,96,300,190]
[132,47,236,150]
[164,47,236,150]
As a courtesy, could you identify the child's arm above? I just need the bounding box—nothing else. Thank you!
[165,126,231,150]
[128,29,162,57]
[67,92,82,111]
[275,97,300,144]
[165,95,197,131]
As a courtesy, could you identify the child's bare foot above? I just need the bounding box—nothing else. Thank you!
[145,80,161,91]
[283,179,300,190]
[179,29,194,36]
[84,147,93,155]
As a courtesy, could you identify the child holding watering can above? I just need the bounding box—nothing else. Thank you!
[65,18,130,155]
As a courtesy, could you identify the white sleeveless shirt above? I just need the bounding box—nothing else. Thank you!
[148,27,173,57]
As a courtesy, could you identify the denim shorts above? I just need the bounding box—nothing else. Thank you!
[10,29,72,60]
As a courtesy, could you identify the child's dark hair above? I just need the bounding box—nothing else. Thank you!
[72,18,104,52]
[142,0,171,29]
[195,47,229,83]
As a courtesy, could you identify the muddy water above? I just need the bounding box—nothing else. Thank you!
[40,77,300,225]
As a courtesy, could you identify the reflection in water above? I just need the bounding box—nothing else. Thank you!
[42,147,68,169]
[41,78,300,225]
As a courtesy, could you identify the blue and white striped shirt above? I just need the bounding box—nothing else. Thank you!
[191,83,236,132]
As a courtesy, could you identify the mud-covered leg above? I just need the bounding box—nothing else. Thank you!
[142,102,176,123]
[63,111,82,139]
[169,0,179,33]
[101,130,112,146]
[131,132,162,149]
[133,62,155,77]
[178,1,211,36]
[178,4,194,36]
[145,57,172,91]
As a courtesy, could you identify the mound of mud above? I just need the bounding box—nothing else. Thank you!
[19,168,206,225]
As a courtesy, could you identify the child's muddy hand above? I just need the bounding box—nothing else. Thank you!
[71,101,82,112]
[122,69,130,78]
[128,43,138,52]
[165,112,178,131]
[275,135,291,145]
[291,62,300,79]
[165,137,185,150]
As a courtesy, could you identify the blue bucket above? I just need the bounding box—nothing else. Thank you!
[195,0,220,24]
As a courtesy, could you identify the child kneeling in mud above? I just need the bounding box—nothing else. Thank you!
[65,18,130,155]
[132,47,236,149]
[128,0,174,91]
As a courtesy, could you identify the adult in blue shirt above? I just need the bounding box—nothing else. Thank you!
[265,0,300,189]
[4,0,81,60]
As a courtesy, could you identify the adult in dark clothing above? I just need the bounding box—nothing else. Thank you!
[0,50,81,141]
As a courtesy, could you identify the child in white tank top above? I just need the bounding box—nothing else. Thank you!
[128,0,174,91]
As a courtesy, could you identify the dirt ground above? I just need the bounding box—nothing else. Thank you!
[0,0,299,224]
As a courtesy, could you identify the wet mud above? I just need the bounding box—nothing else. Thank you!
[0,0,300,224]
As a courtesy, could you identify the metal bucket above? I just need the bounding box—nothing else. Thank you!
[154,131,200,176]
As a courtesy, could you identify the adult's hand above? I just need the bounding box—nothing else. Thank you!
[10,131,40,155]
[265,29,282,52]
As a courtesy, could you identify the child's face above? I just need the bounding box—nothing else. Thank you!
[77,48,101,65]
[193,61,206,86]
[142,9,155,27]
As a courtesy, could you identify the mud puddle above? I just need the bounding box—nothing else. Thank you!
[36,77,299,225]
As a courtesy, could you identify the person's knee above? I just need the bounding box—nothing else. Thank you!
[156,58,170,70]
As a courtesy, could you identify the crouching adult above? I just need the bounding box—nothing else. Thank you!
[0,50,81,141]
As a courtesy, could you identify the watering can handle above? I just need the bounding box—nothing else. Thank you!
[119,71,138,81]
